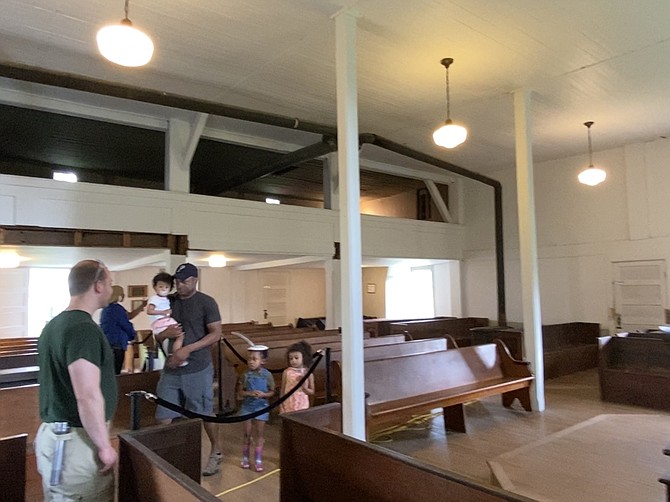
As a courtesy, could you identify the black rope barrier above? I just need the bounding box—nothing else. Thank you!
[222,337,248,365]
[139,349,324,423]
[221,337,316,375]
[130,332,154,345]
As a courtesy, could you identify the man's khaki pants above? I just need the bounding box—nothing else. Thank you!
[35,422,114,502]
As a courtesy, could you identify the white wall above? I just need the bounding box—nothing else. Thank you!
[462,137,670,327]
[0,264,326,338]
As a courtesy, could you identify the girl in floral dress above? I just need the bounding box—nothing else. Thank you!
[279,340,314,413]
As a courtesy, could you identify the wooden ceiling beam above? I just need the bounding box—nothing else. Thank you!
[0,225,188,255]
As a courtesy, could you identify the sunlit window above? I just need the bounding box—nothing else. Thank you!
[385,265,434,319]
[28,268,70,337]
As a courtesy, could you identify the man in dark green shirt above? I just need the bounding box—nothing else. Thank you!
[35,259,117,501]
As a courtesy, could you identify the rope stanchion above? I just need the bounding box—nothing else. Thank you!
[135,349,325,424]
[128,391,144,430]
[325,347,332,403]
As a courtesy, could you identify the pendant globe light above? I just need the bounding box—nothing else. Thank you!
[433,57,468,149]
[578,121,607,186]
[97,0,154,67]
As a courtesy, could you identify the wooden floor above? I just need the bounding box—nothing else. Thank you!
[191,370,670,501]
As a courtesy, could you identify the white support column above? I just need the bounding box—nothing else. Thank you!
[325,258,342,329]
[165,113,208,193]
[334,7,366,440]
[323,153,339,211]
[513,89,545,411]
[324,153,342,330]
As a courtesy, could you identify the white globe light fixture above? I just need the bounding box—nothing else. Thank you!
[208,254,228,268]
[97,0,154,67]
[578,121,607,186]
[0,251,22,269]
[433,120,468,149]
[433,57,468,149]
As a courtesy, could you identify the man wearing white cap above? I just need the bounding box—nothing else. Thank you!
[154,262,224,476]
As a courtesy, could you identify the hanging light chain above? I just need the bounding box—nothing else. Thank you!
[585,121,594,167]
[444,63,451,120]
[124,0,130,21]
[439,58,455,122]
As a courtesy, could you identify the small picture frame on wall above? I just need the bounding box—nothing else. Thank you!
[128,285,148,298]
[367,283,376,294]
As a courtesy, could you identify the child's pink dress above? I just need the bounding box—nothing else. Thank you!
[280,367,309,413]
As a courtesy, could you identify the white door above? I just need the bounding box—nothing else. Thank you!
[261,271,288,326]
[612,260,666,331]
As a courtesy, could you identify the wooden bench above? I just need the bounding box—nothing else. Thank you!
[0,340,40,386]
[0,370,160,448]
[314,338,449,403]
[598,334,670,411]
[252,334,406,373]
[0,433,27,502]
[542,322,600,378]
[332,340,533,435]
[469,327,524,360]
[226,328,344,346]
[118,419,219,502]
[0,337,39,351]
[390,317,489,346]
[280,403,534,501]
[216,334,407,413]
[660,444,670,502]
[363,316,456,337]
[469,322,600,379]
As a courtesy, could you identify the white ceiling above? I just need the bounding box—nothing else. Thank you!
[3,0,670,176]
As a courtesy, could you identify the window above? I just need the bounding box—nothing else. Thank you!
[385,265,434,319]
[28,268,70,337]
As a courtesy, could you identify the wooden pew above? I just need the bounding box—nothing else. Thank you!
[118,419,219,502]
[598,334,670,411]
[470,322,600,378]
[0,433,27,502]
[0,337,40,385]
[235,334,405,372]
[390,317,489,346]
[469,327,524,360]
[228,326,321,344]
[660,444,670,502]
[0,337,39,351]
[312,338,449,403]
[280,403,534,501]
[0,371,160,448]
[363,317,455,337]
[220,320,259,333]
[332,340,533,435]
[542,322,600,378]
[219,335,407,411]
[0,353,39,386]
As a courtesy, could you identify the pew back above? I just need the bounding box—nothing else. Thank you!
[390,317,489,345]
[280,403,533,502]
[0,433,26,502]
[364,344,505,405]
[598,335,670,411]
[313,338,448,402]
[118,420,219,502]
